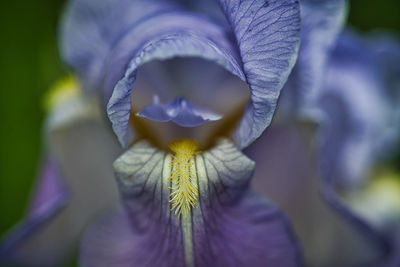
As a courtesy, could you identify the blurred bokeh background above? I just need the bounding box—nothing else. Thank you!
[0,0,399,256]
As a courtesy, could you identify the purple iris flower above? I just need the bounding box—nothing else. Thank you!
[249,29,400,266]
[0,0,310,266]
[5,0,398,266]
[317,31,400,267]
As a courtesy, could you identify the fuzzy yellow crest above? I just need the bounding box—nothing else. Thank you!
[43,75,80,111]
[168,139,200,218]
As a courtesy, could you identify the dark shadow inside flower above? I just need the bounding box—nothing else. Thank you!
[129,57,250,150]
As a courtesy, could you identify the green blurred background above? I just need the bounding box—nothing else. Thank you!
[0,0,66,235]
[0,0,399,261]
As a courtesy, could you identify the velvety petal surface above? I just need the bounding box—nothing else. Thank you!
[80,139,302,267]
[279,0,347,117]
[217,0,301,148]
[137,96,222,127]
[62,0,301,148]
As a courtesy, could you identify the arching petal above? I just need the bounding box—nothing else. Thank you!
[279,0,347,117]
[61,0,301,148]
[60,0,175,90]
[80,139,302,267]
[106,30,243,145]
[217,0,301,148]
[103,12,244,146]
[61,0,244,147]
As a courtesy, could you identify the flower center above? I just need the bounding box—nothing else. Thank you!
[128,57,250,149]
[168,139,200,217]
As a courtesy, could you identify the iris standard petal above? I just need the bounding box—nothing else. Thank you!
[279,0,347,117]
[61,0,174,90]
[172,0,228,25]
[80,139,302,267]
[104,12,244,147]
[62,1,244,146]
[217,0,301,148]
[137,96,222,127]
[62,0,301,148]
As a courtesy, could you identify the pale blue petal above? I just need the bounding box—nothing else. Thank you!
[103,12,244,146]
[317,30,400,266]
[62,0,301,148]
[366,33,400,140]
[217,0,301,148]
[279,0,347,117]
[62,1,245,146]
[318,30,399,187]
[60,0,174,90]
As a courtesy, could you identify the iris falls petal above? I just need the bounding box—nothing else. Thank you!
[80,139,302,267]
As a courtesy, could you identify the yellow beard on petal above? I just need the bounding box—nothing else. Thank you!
[168,139,200,218]
[43,75,80,111]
